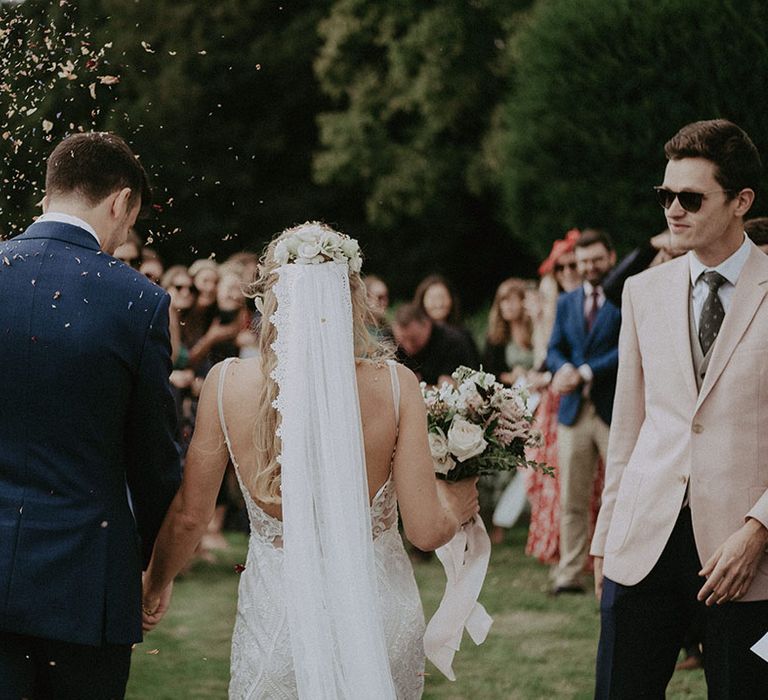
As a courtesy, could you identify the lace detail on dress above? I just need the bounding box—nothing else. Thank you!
[221,353,425,699]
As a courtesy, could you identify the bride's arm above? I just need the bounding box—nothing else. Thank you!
[392,365,479,551]
[142,362,231,628]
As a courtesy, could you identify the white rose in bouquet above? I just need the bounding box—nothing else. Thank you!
[428,429,450,460]
[447,416,488,462]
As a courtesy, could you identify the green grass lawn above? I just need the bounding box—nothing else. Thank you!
[127,526,706,699]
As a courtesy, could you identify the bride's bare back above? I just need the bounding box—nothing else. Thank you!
[218,357,398,519]
[211,356,474,549]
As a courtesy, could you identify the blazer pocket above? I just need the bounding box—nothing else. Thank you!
[604,471,643,553]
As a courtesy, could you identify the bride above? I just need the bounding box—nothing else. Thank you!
[141,222,479,699]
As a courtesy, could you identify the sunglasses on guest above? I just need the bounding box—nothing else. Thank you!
[554,261,577,272]
[173,283,197,293]
[654,187,733,214]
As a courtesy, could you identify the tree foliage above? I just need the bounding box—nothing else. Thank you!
[1,0,339,263]
[314,0,535,304]
[499,0,768,258]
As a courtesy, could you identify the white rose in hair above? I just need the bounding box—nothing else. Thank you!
[296,225,323,242]
[341,238,359,258]
[320,230,342,250]
[349,253,362,273]
[297,240,322,260]
[274,240,290,265]
[447,416,488,462]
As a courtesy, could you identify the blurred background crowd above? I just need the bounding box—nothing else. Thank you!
[127,217,768,584]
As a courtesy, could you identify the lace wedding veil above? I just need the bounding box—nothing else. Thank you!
[251,222,397,699]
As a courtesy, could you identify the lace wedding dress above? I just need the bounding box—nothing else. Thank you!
[219,358,426,699]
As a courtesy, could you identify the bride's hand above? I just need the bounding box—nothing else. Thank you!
[142,581,174,632]
[436,477,480,528]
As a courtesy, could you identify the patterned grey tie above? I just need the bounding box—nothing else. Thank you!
[698,271,727,355]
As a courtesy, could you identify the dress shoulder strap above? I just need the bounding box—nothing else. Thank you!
[217,357,236,445]
[386,359,400,429]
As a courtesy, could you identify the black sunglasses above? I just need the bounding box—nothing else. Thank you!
[554,261,577,272]
[173,283,197,293]
[654,186,732,214]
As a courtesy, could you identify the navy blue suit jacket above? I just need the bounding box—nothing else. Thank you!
[0,221,181,646]
[546,287,621,426]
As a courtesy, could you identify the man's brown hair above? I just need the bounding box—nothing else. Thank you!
[664,119,762,197]
[45,132,152,213]
[745,217,768,247]
[393,302,429,327]
[576,227,614,252]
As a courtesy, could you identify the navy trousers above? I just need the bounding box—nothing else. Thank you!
[596,507,768,699]
[0,632,131,700]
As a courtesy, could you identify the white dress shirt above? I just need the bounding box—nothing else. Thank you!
[688,233,751,332]
[35,212,101,246]
[582,280,605,318]
[576,281,605,384]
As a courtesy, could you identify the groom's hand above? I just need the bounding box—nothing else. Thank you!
[142,581,174,632]
[593,556,604,602]
[698,518,768,606]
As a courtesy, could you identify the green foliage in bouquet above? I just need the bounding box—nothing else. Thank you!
[422,366,551,482]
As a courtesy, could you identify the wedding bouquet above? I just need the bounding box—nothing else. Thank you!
[421,367,549,681]
[422,366,549,482]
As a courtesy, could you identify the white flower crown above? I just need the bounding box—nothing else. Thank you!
[273,222,362,273]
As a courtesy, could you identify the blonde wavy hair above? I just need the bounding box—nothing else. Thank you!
[248,222,393,504]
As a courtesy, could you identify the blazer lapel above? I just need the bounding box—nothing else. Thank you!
[572,287,588,349]
[696,246,768,411]
[663,257,698,402]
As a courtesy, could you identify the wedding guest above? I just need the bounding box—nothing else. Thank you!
[482,278,534,386]
[161,265,197,370]
[208,270,251,365]
[592,119,768,697]
[524,231,606,569]
[393,303,476,387]
[414,274,480,367]
[364,274,394,345]
[140,257,164,284]
[546,228,621,595]
[602,229,685,307]
[113,228,143,269]
[186,258,219,349]
[481,278,536,542]
[188,258,219,312]
[745,216,768,253]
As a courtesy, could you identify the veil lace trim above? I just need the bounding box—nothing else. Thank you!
[267,261,397,699]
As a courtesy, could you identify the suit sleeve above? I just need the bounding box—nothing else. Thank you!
[546,296,572,373]
[584,340,619,378]
[590,280,646,557]
[126,292,182,568]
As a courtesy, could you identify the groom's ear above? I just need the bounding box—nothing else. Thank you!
[109,187,134,220]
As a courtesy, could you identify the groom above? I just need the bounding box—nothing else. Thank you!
[0,133,181,698]
[592,119,768,697]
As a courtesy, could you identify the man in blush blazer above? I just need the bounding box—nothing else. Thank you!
[0,133,180,699]
[546,229,622,594]
[592,119,768,698]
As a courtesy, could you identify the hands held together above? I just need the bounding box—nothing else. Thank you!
[142,579,174,633]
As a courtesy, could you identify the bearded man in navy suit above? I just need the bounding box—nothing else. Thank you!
[546,228,621,594]
[0,133,181,698]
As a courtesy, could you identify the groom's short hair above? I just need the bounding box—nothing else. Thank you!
[46,132,152,214]
[664,119,762,197]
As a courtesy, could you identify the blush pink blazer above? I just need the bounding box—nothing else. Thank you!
[591,245,768,601]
